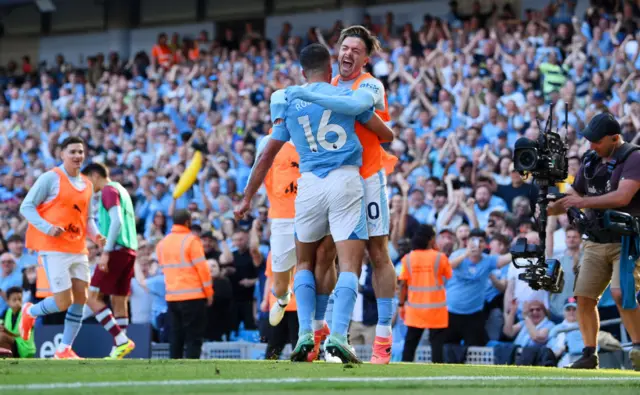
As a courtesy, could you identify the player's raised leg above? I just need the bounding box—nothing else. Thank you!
[268,228,296,326]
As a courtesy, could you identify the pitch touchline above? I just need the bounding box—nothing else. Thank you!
[1,376,640,390]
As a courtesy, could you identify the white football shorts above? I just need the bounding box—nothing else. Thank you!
[294,166,368,243]
[40,252,90,294]
[270,219,296,273]
[363,169,390,237]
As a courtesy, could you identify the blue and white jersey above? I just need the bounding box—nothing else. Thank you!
[270,83,374,178]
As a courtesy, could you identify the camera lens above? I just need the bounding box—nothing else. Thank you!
[516,149,537,171]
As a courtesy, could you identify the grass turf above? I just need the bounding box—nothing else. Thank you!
[1,360,640,395]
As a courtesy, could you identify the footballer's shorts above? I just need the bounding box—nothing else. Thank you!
[270,219,296,273]
[90,248,136,296]
[363,169,390,237]
[40,253,90,294]
[295,166,368,243]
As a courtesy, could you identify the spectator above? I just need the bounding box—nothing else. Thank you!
[0,286,36,358]
[547,297,585,367]
[0,253,23,314]
[220,228,260,334]
[503,297,554,348]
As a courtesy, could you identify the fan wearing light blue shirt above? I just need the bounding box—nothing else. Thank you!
[235,44,394,364]
[445,229,512,347]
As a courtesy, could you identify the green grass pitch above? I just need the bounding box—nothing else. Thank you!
[1,359,640,395]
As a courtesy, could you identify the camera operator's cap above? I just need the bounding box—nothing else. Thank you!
[564,296,578,309]
[580,112,621,142]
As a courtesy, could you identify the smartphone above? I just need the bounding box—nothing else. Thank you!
[472,238,480,249]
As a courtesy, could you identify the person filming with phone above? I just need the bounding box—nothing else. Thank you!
[548,112,640,370]
[438,229,513,360]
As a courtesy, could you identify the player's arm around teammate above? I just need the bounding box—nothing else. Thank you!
[19,137,106,359]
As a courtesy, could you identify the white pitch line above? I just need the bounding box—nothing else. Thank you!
[1,375,640,391]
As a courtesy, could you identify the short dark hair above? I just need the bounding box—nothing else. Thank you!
[81,162,109,178]
[60,136,85,151]
[6,286,22,299]
[411,224,436,250]
[338,25,381,56]
[173,209,191,226]
[299,44,331,75]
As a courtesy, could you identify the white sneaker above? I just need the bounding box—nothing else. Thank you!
[269,298,289,326]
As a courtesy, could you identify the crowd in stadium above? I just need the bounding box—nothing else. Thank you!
[1,0,639,365]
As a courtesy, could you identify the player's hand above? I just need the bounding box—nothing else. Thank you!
[95,234,107,248]
[206,295,214,307]
[260,300,269,313]
[285,86,305,102]
[99,253,110,273]
[48,226,65,237]
[234,198,251,221]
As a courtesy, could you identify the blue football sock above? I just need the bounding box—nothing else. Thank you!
[28,297,61,317]
[331,272,358,337]
[325,293,335,329]
[61,304,84,348]
[376,298,394,337]
[293,270,316,335]
[315,294,330,321]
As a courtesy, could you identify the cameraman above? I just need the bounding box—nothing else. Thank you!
[549,113,640,370]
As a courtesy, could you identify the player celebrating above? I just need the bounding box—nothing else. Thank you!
[81,162,137,359]
[236,43,394,363]
[19,136,105,359]
[251,130,334,362]
[286,25,398,364]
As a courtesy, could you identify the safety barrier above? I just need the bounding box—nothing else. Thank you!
[150,342,494,364]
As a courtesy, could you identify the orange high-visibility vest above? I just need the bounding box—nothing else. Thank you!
[264,128,300,220]
[152,44,173,68]
[25,167,92,255]
[265,252,297,312]
[398,249,452,329]
[35,255,53,298]
[156,225,214,302]
[331,73,398,179]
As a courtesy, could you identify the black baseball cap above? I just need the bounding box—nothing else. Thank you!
[580,112,621,142]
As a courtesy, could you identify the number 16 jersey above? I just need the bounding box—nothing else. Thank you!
[270,82,374,179]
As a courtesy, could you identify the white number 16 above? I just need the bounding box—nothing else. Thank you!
[297,110,347,152]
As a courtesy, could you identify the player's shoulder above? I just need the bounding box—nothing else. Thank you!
[356,76,384,95]
[271,89,287,104]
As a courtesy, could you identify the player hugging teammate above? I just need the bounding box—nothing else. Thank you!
[238,25,398,364]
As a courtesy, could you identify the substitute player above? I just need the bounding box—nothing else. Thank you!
[286,25,397,364]
[236,43,394,363]
[81,162,137,359]
[19,136,105,359]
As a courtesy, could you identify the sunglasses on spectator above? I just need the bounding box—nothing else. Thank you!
[1,260,14,264]
[529,307,543,313]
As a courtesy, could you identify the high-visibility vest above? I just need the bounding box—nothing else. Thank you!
[35,255,53,298]
[399,249,452,329]
[265,252,297,312]
[264,128,300,220]
[155,225,214,302]
[152,44,173,68]
[25,167,92,255]
[331,72,398,179]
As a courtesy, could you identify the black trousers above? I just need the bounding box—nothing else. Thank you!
[233,300,257,333]
[401,326,449,363]
[435,311,488,363]
[265,311,299,360]
[168,299,207,359]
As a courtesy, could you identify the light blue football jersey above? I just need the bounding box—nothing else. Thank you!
[270,82,374,178]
